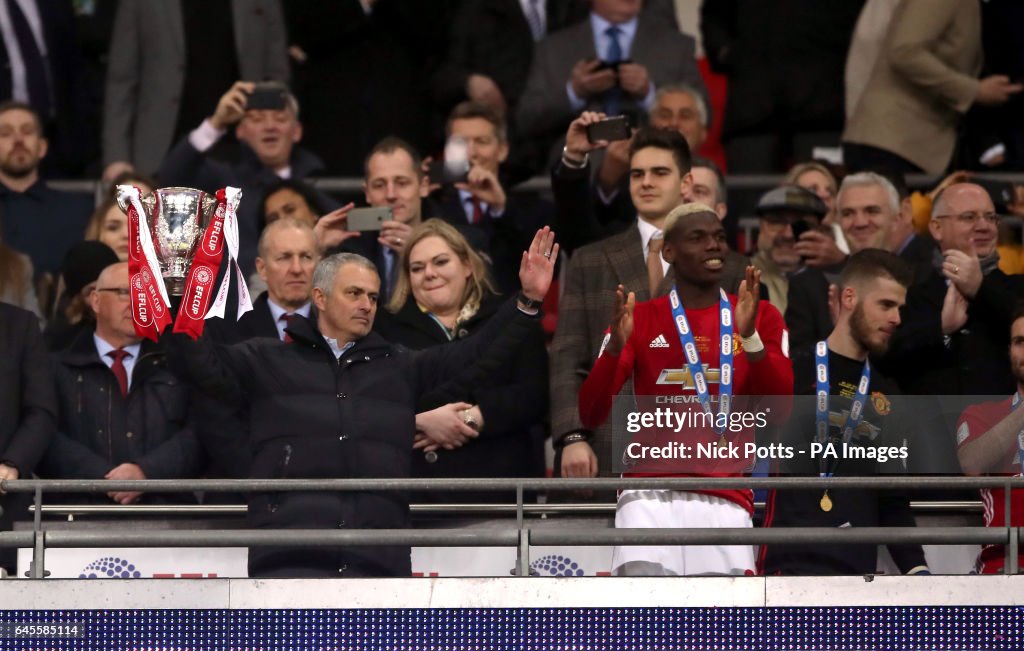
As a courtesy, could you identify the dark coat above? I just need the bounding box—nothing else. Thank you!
[174,297,543,577]
[877,267,1024,396]
[430,184,553,294]
[701,0,865,139]
[431,0,589,111]
[785,236,937,352]
[205,291,317,345]
[0,303,54,570]
[0,304,54,476]
[41,334,200,503]
[374,294,548,500]
[157,138,337,275]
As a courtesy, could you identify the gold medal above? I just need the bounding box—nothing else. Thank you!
[820,490,833,512]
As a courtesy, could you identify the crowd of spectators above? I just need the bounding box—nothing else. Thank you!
[3,0,1024,579]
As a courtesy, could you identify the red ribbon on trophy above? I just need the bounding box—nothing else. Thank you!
[120,185,173,341]
[173,192,228,338]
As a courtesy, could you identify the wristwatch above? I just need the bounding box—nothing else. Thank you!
[517,292,543,312]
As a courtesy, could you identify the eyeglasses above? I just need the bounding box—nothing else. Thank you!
[933,211,1001,225]
[95,287,131,299]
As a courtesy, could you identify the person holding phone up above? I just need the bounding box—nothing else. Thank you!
[158,81,338,276]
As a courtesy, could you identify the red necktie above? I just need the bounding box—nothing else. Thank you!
[106,349,131,397]
[279,313,293,342]
[468,197,483,225]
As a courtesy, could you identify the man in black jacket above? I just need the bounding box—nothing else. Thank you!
[0,302,54,572]
[158,81,338,275]
[763,250,929,576]
[177,230,558,578]
[40,262,200,505]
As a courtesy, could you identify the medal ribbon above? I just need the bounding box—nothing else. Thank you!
[814,340,871,478]
[119,185,173,341]
[669,286,733,434]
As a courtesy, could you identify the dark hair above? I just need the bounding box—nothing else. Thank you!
[1011,302,1024,327]
[839,249,913,290]
[363,136,424,180]
[260,179,325,221]
[691,155,727,204]
[0,100,42,135]
[629,127,692,175]
[447,101,507,143]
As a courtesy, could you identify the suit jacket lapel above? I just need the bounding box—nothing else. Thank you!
[603,223,649,300]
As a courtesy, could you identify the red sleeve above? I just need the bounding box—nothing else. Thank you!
[956,403,998,451]
[578,328,636,429]
[743,300,794,396]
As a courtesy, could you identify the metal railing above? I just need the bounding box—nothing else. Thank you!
[3,476,1018,579]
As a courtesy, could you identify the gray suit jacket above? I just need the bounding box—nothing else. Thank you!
[516,12,706,138]
[102,0,289,174]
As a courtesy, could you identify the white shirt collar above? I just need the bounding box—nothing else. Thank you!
[93,334,141,362]
[325,338,356,359]
[267,298,311,322]
[636,217,669,274]
[590,12,639,53]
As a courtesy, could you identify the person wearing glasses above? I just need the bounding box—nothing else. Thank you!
[876,183,1024,397]
[39,262,200,505]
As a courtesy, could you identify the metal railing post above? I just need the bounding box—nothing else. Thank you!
[28,485,46,579]
[516,529,531,577]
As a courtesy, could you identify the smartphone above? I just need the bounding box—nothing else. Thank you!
[247,81,288,111]
[594,58,631,73]
[586,115,630,143]
[347,207,392,231]
[791,220,811,241]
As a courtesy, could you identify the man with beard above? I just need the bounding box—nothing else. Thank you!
[578,203,793,576]
[956,305,1024,574]
[0,101,92,283]
[750,185,828,315]
[761,249,930,576]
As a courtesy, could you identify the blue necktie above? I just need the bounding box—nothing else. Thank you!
[6,0,51,118]
[604,25,623,116]
[525,0,544,42]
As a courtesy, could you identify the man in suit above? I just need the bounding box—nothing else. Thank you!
[786,172,935,352]
[0,0,89,175]
[158,81,335,275]
[0,302,54,573]
[207,218,319,345]
[102,0,289,180]
[433,101,553,293]
[332,137,430,303]
[432,0,589,116]
[516,0,705,161]
[843,0,1020,174]
[550,119,693,479]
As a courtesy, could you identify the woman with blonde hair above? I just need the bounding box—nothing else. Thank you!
[784,160,850,261]
[375,218,548,502]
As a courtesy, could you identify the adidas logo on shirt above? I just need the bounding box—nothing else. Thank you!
[649,334,670,348]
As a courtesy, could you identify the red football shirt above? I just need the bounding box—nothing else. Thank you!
[578,294,793,513]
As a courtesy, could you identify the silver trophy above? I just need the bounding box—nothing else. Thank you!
[118,187,218,296]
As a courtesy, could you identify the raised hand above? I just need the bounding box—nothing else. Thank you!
[606,284,635,356]
[943,245,982,299]
[734,266,762,338]
[564,111,610,161]
[314,203,361,250]
[211,81,255,130]
[519,227,558,302]
[941,283,969,335]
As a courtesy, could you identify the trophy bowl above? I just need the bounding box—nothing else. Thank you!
[120,187,219,296]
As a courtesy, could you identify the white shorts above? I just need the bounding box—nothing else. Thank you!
[612,490,755,576]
